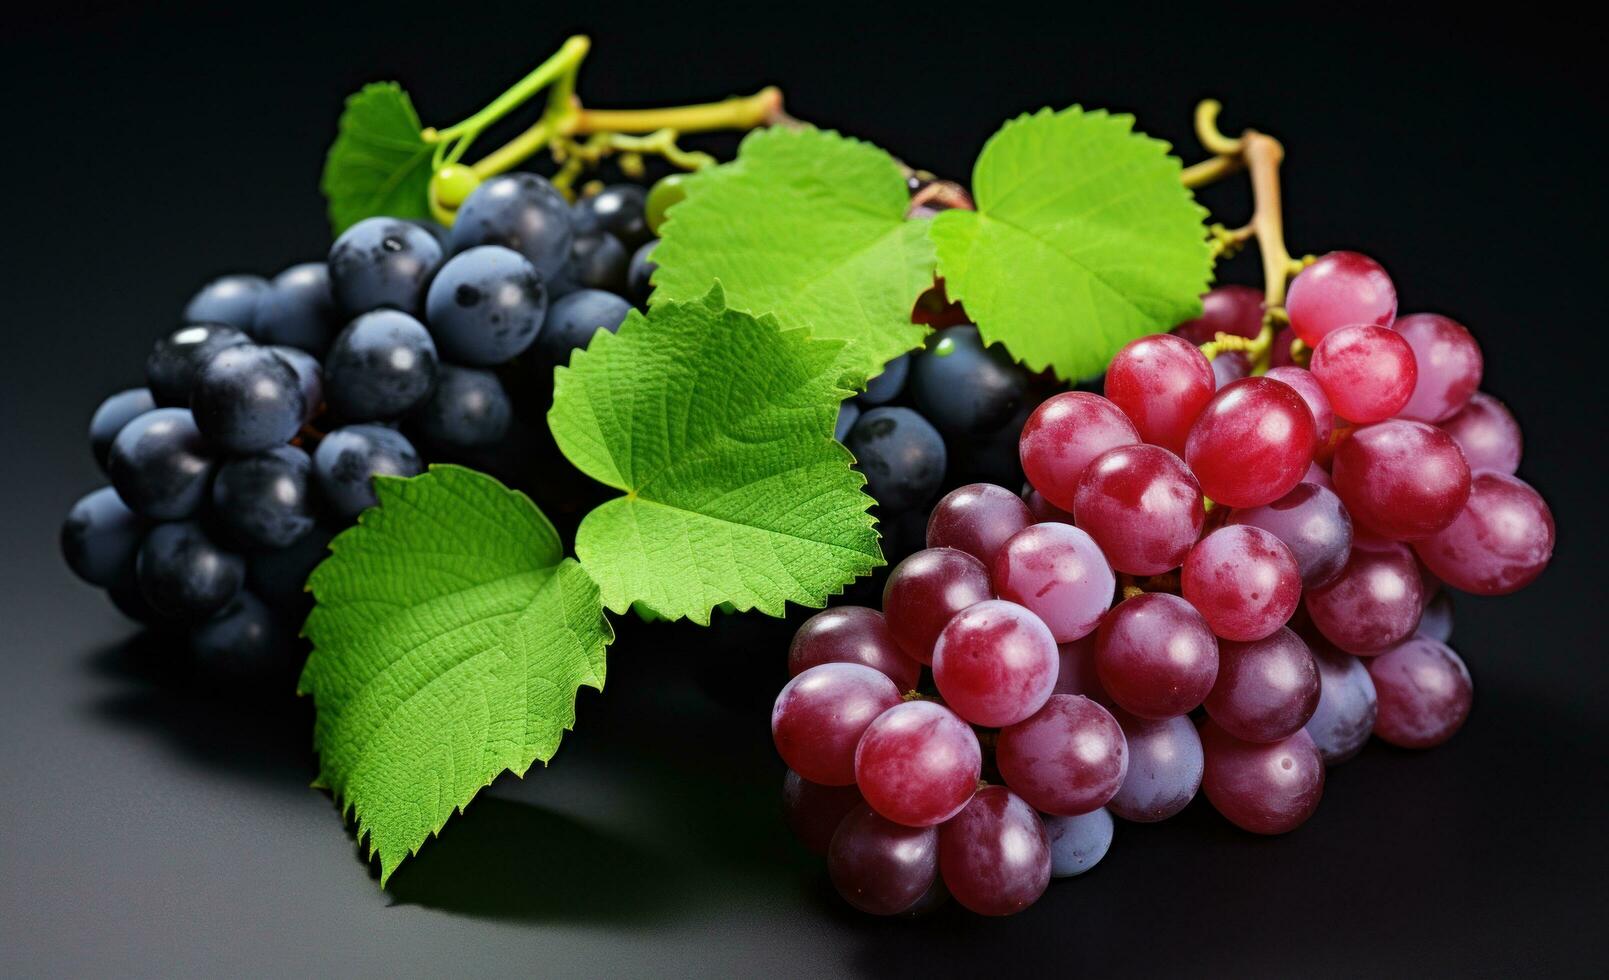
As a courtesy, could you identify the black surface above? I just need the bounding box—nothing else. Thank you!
[3,4,1606,976]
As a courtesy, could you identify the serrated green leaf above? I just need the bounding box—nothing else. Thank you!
[320,82,435,236]
[930,107,1213,380]
[548,283,882,624]
[299,465,611,885]
[650,127,935,384]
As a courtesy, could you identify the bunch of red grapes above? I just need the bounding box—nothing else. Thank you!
[772,251,1555,917]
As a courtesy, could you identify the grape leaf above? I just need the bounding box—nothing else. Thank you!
[320,82,435,236]
[929,107,1213,380]
[650,127,935,385]
[548,283,882,624]
[299,464,611,885]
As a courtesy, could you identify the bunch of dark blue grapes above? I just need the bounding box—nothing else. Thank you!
[61,174,658,687]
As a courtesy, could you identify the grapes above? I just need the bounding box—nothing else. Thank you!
[312,424,424,521]
[1331,420,1471,540]
[782,770,864,855]
[854,700,982,826]
[1199,720,1324,834]
[1304,640,1378,764]
[772,663,902,786]
[626,241,657,306]
[534,289,632,364]
[250,262,339,355]
[146,324,250,406]
[247,523,333,611]
[937,786,1051,916]
[135,521,245,621]
[1285,251,1397,346]
[788,606,920,690]
[1094,593,1219,718]
[1309,324,1417,424]
[1073,444,1204,575]
[1413,472,1553,595]
[1018,392,1139,511]
[996,694,1128,815]
[881,547,992,664]
[447,173,575,280]
[211,446,316,549]
[1043,808,1114,877]
[1182,526,1302,642]
[859,354,910,406]
[834,401,859,443]
[323,310,439,421]
[1366,637,1473,748]
[190,345,306,454]
[88,388,155,472]
[1210,351,1250,390]
[1416,591,1454,643]
[1022,486,1075,524]
[567,232,629,294]
[1104,333,1215,454]
[328,217,443,317]
[61,486,144,587]
[107,408,215,520]
[1107,711,1204,822]
[909,326,1028,435]
[414,365,513,451]
[1263,366,1334,446]
[1439,392,1521,474]
[573,184,650,248]
[270,346,323,421]
[1304,542,1424,654]
[992,522,1115,643]
[1394,313,1482,423]
[189,592,291,685]
[932,600,1060,727]
[845,407,947,512]
[644,174,687,234]
[183,273,268,329]
[1227,482,1353,589]
[424,245,548,365]
[925,483,1033,567]
[1185,378,1317,508]
[1172,284,1265,345]
[1052,635,1108,701]
[827,804,940,915]
[1204,627,1320,743]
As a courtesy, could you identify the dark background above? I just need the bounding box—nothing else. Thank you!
[3,3,1605,976]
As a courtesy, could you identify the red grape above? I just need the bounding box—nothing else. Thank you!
[1182,525,1303,642]
[1204,627,1321,743]
[1439,392,1521,475]
[992,523,1116,643]
[932,600,1060,727]
[997,694,1128,815]
[1413,472,1553,595]
[783,769,865,855]
[1107,710,1204,822]
[1367,636,1473,748]
[1416,590,1454,643]
[1022,485,1075,524]
[1394,313,1483,423]
[1301,460,1334,491]
[1303,640,1378,764]
[1310,324,1417,423]
[1285,251,1397,346]
[1094,593,1218,718]
[1053,635,1110,703]
[1227,482,1353,589]
[1210,351,1251,389]
[1331,420,1471,540]
[925,482,1034,568]
[1263,366,1334,445]
[1018,392,1139,511]
[854,700,981,827]
[882,547,993,664]
[1185,378,1318,508]
[1304,542,1424,654]
[1104,334,1215,454]
[1172,284,1265,345]
[771,663,902,785]
[1199,720,1325,834]
[938,786,1051,916]
[788,606,920,690]
[1269,325,1300,368]
[1073,444,1204,575]
[828,803,939,915]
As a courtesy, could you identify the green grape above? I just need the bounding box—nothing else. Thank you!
[431,164,481,209]
[646,173,689,233]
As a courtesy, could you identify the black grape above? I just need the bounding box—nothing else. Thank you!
[107,408,215,520]
[627,240,658,306]
[211,445,316,549]
[836,401,861,443]
[250,262,340,355]
[535,289,632,364]
[845,407,947,511]
[135,521,245,621]
[910,325,1028,435]
[574,184,650,248]
[423,245,547,366]
[268,345,323,421]
[108,581,167,626]
[190,592,293,687]
[323,310,439,421]
[415,365,512,450]
[859,354,910,406]
[146,324,250,406]
[183,274,268,329]
[313,424,424,520]
[447,173,574,280]
[89,387,156,471]
[190,345,306,453]
[61,486,144,587]
[568,232,629,294]
[247,523,334,612]
[328,217,444,317]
